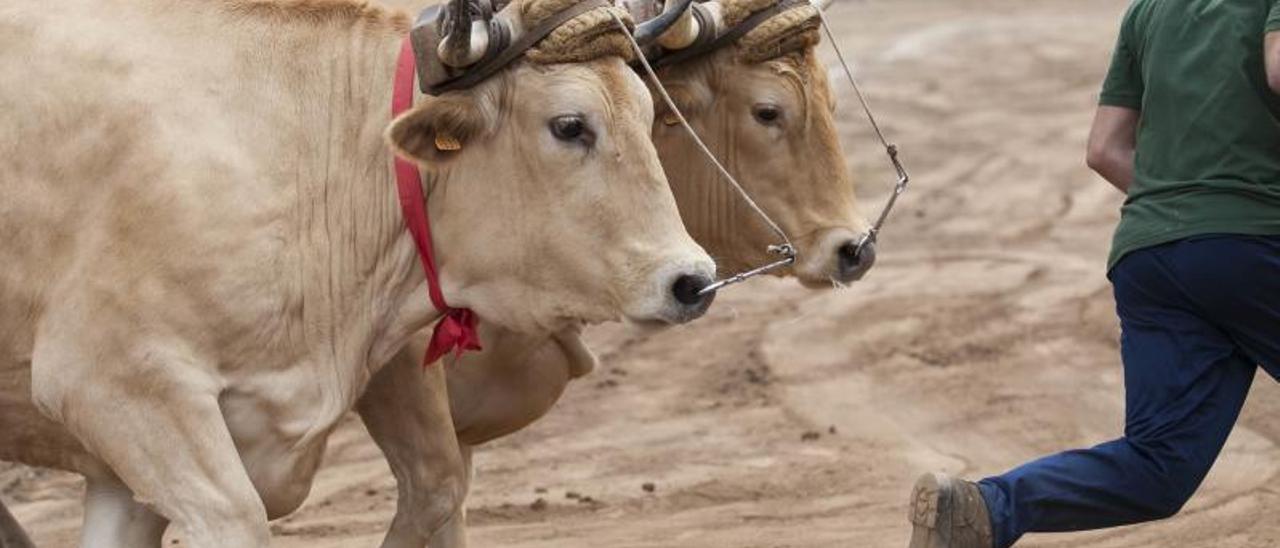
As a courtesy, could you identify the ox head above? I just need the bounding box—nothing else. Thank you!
[638,0,875,288]
[387,0,716,333]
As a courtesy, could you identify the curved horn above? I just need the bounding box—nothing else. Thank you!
[438,0,491,67]
[809,0,833,11]
[655,1,702,49]
[633,0,697,46]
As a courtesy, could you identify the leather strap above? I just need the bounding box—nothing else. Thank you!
[429,0,612,94]
[393,37,483,365]
[650,0,804,69]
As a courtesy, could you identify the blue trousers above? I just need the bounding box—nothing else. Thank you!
[978,235,1280,547]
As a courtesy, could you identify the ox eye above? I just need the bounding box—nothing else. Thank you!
[752,104,782,125]
[549,115,594,146]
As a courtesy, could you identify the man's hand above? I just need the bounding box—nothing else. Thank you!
[1266,32,1280,94]
[1086,105,1140,193]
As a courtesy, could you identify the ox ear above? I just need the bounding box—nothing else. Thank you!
[386,95,486,164]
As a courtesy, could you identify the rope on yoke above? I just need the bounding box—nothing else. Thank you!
[609,11,798,297]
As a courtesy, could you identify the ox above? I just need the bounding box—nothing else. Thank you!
[355,0,877,545]
[0,0,716,545]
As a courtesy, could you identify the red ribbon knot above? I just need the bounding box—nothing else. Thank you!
[426,308,482,364]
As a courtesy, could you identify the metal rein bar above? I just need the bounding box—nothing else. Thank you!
[610,12,798,296]
[814,7,909,252]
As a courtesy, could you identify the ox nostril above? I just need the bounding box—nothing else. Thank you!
[672,274,714,307]
[837,239,877,280]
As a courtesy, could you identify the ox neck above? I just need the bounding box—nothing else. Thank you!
[245,14,444,380]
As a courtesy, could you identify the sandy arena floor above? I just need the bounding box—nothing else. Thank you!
[6,0,1280,546]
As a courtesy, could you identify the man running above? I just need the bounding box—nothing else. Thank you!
[907,1,1280,547]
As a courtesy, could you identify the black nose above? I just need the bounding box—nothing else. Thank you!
[837,239,877,282]
[672,274,716,308]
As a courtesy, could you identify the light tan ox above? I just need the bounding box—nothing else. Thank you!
[356,1,876,546]
[0,0,718,545]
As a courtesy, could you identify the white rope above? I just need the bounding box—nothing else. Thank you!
[815,8,888,151]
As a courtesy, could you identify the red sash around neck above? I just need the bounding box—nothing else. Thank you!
[391,37,482,365]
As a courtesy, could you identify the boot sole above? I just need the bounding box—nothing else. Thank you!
[908,472,950,548]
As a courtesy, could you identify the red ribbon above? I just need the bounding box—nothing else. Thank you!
[392,37,482,365]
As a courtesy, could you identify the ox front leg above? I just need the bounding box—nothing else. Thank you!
[358,347,466,548]
[0,496,34,548]
[64,392,269,548]
[80,477,169,548]
[425,445,472,548]
[30,341,270,547]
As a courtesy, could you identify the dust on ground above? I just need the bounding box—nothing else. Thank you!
[8,0,1280,546]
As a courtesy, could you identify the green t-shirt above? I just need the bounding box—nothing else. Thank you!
[1102,0,1280,269]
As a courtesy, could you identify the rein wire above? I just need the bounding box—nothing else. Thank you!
[813,6,910,254]
[611,11,798,297]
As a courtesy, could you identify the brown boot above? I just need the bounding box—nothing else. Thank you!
[908,472,995,548]
[0,498,35,548]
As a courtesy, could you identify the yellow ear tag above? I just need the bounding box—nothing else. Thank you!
[662,114,680,126]
[434,134,462,151]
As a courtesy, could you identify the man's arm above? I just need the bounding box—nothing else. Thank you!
[1086,105,1140,193]
[1266,32,1280,94]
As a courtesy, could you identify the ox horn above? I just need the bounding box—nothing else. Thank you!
[809,0,834,10]
[438,0,491,67]
[633,0,697,46]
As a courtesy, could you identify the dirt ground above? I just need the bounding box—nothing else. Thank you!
[6,0,1280,546]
